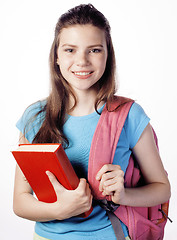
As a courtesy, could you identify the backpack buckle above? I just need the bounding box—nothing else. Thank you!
[98,199,120,212]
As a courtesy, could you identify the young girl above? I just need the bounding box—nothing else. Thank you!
[13,4,171,240]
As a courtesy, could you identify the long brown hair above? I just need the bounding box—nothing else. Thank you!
[30,4,117,146]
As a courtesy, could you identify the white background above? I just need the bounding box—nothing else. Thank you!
[0,0,177,239]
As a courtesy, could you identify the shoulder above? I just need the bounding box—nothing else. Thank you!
[128,102,148,119]
[16,99,47,143]
[124,102,150,149]
[22,100,46,120]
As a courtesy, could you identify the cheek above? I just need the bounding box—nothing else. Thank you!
[57,50,72,67]
[59,57,72,72]
[97,56,107,74]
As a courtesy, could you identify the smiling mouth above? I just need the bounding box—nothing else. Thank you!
[72,71,93,76]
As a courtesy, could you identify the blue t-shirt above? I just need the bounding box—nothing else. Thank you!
[16,101,150,240]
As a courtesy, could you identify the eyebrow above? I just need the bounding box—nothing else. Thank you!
[61,44,104,48]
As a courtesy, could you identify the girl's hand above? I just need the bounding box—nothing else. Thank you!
[96,164,125,204]
[46,171,93,220]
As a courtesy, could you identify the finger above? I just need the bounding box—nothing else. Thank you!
[99,178,118,195]
[46,171,65,193]
[103,169,124,183]
[86,182,92,198]
[102,185,116,196]
[96,164,121,180]
[99,169,123,192]
[103,177,117,187]
[76,179,93,210]
[77,178,87,190]
[101,171,124,194]
[76,178,88,196]
[77,178,92,197]
[85,184,93,207]
[99,172,116,192]
[102,190,113,196]
[103,180,124,196]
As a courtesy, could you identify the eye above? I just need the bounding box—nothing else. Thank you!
[90,48,102,53]
[64,49,74,53]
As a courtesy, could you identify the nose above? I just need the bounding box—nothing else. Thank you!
[75,51,90,67]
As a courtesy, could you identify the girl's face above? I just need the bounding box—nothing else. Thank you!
[57,24,108,94]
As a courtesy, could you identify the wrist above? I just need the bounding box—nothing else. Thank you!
[49,201,67,221]
[111,188,127,205]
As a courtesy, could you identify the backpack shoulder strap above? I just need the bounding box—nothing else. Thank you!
[88,96,134,199]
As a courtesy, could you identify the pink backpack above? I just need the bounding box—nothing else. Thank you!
[88,96,171,240]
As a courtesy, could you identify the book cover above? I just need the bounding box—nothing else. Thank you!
[12,143,92,218]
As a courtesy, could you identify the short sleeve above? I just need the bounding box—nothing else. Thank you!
[124,103,150,149]
[16,100,46,143]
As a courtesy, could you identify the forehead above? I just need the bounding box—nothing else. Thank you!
[58,24,107,46]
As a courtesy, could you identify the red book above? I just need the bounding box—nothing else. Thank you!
[12,143,92,218]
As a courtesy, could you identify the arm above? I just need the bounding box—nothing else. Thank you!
[13,133,92,222]
[96,124,171,207]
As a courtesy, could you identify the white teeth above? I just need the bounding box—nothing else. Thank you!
[74,72,92,76]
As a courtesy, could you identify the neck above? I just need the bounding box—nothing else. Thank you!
[68,89,104,116]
